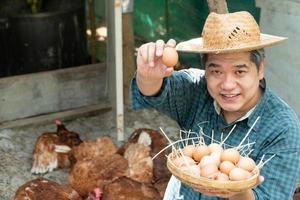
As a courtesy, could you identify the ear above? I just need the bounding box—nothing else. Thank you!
[258,59,265,80]
[204,70,208,79]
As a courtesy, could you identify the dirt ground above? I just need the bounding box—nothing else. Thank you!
[0,107,180,200]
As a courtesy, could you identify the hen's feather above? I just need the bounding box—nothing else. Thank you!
[31,120,82,174]
[102,177,160,200]
[124,143,153,183]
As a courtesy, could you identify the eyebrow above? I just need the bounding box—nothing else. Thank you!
[206,63,221,68]
[235,64,249,69]
[206,63,249,69]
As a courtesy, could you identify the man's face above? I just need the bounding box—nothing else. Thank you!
[205,52,264,118]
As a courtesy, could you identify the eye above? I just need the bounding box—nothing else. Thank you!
[235,70,246,76]
[210,70,222,76]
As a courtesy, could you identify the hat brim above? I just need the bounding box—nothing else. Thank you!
[176,33,287,54]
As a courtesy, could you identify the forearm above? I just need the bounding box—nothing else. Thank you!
[136,72,164,96]
[229,189,255,200]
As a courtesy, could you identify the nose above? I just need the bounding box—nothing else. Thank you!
[221,74,237,91]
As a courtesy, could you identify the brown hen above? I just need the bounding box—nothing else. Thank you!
[71,136,118,162]
[13,178,82,200]
[31,120,82,174]
[69,153,128,198]
[13,178,102,200]
[117,128,171,197]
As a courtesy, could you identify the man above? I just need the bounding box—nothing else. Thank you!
[131,11,300,200]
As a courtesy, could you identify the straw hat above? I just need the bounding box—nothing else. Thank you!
[176,11,287,54]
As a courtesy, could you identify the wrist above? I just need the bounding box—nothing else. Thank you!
[136,71,163,84]
[136,72,163,96]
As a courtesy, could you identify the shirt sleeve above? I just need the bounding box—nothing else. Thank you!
[253,124,300,200]
[130,68,207,127]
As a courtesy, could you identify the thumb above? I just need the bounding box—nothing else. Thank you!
[164,67,174,77]
[254,175,264,188]
[258,175,264,184]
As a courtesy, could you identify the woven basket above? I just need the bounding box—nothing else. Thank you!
[167,152,259,193]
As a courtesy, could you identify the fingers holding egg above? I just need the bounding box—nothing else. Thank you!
[138,44,149,64]
[166,39,176,48]
[155,39,165,56]
[147,42,156,67]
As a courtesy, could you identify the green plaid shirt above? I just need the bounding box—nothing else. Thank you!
[131,68,300,200]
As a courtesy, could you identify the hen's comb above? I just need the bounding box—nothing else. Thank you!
[54,119,62,125]
[94,188,103,198]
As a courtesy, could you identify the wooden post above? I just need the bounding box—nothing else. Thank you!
[106,0,124,142]
[122,12,135,106]
[88,0,97,63]
[207,0,228,14]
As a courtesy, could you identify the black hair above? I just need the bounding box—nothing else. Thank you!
[201,48,265,70]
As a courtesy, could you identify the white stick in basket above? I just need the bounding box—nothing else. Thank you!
[159,127,177,153]
[159,127,173,144]
[152,136,203,160]
[220,124,236,146]
[257,154,276,169]
[237,142,255,152]
[239,142,255,156]
[236,116,260,149]
[179,130,185,146]
[221,132,224,144]
[246,149,255,157]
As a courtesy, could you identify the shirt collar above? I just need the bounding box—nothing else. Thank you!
[246,79,267,131]
[213,100,256,122]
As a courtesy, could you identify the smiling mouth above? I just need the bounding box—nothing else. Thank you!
[221,94,239,97]
[220,94,240,101]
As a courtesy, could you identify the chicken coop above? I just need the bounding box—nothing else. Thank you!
[0,0,126,140]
